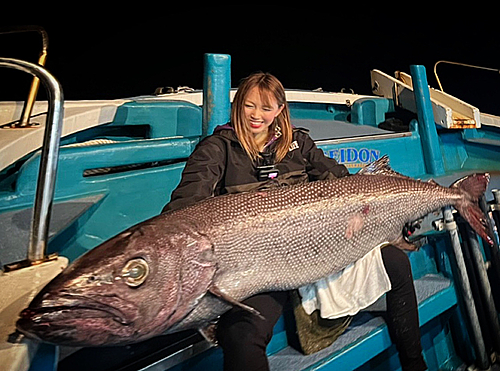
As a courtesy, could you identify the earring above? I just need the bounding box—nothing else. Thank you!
[275,125,282,138]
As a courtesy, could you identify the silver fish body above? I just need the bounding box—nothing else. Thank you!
[16,158,491,346]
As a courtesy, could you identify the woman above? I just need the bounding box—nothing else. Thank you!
[163,72,427,371]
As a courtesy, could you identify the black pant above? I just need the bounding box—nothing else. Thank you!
[382,245,427,371]
[216,245,427,371]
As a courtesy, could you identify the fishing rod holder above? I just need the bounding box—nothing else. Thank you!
[439,207,492,370]
[0,57,64,269]
[433,200,500,369]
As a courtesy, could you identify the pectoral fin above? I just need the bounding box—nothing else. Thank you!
[208,286,265,320]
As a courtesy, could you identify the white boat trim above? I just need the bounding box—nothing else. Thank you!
[135,89,372,106]
[0,100,129,171]
[371,69,482,129]
[397,71,481,129]
[0,90,372,171]
[0,257,68,371]
[481,112,500,128]
[1,83,498,173]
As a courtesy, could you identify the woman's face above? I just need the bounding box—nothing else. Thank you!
[244,87,284,139]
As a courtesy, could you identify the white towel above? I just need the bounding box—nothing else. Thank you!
[299,243,391,319]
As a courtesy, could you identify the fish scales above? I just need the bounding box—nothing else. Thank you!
[164,174,462,332]
[178,175,454,286]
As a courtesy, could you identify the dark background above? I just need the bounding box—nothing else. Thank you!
[1,7,499,114]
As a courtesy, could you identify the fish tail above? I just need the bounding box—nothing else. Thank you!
[451,173,490,201]
[452,173,493,244]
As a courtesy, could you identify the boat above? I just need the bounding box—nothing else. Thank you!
[1,27,500,371]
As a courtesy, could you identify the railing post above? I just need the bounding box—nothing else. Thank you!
[443,207,490,369]
[410,65,445,176]
[0,58,64,264]
[202,53,231,136]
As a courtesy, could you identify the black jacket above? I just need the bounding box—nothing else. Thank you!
[163,124,349,213]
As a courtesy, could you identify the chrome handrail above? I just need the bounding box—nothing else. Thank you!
[0,57,64,264]
[0,25,49,127]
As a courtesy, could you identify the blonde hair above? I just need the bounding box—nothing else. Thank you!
[231,72,293,162]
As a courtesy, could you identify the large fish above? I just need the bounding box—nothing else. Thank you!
[16,157,492,346]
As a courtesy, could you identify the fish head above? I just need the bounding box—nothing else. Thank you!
[16,220,217,346]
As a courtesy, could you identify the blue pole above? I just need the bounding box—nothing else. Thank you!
[410,65,445,176]
[203,53,231,136]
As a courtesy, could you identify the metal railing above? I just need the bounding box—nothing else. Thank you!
[0,57,64,265]
[0,25,49,127]
[433,60,500,92]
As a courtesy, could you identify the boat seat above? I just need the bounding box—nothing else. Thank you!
[268,274,456,371]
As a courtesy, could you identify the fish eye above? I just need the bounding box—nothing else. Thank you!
[121,258,149,287]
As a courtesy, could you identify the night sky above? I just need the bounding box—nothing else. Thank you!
[1,8,499,114]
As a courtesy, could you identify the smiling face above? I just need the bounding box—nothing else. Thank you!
[243,87,284,146]
[231,72,291,161]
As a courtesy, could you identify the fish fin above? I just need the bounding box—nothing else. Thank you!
[198,323,218,346]
[357,155,407,178]
[208,286,265,320]
[455,201,493,245]
[451,173,490,201]
[452,173,493,245]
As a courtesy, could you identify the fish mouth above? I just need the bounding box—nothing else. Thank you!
[20,298,131,324]
[16,293,137,343]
